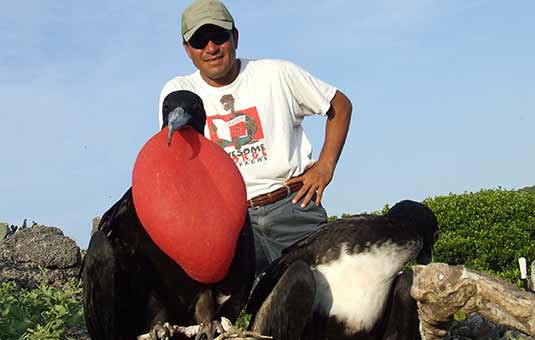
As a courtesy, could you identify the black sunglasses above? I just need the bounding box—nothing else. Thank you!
[188,29,231,49]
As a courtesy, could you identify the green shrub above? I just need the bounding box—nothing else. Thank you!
[424,188,535,285]
[234,310,251,330]
[0,279,85,340]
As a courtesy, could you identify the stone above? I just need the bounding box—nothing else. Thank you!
[64,325,91,340]
[449,314,507,340]
[448,314,535,340]
[1,224,80,268]
[531,259,535,292]
[0,224,81,288]
[91,216,101,236]
[0,222,7,244]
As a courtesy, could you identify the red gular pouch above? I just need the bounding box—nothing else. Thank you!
[132,126,247,284]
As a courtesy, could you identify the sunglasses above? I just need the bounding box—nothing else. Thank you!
[188,30,231,49]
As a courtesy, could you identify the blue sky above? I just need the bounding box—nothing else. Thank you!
[1,1,533,248]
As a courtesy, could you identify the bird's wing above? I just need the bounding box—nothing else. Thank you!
[280,215,394,264]
[216,213,256,322]
[245,255,287,317]
[82,189,152,339]
[96,188,133,236]
[248,260,316,340]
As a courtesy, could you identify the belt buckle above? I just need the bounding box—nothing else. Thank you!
[248,199,257,209]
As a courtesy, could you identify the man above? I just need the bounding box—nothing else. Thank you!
[159,0,352,276]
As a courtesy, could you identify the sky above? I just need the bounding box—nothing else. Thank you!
[1,1,533,249]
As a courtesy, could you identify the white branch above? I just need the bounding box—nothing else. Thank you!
[411,263,535,340]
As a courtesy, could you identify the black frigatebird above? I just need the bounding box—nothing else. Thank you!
[82,90,255,340]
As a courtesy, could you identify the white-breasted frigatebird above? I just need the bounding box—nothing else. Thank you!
[246,200,438,340]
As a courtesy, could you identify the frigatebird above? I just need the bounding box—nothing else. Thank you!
[246,200,438,340]
[82,90,255,340]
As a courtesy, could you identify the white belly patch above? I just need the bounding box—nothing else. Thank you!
[312,242,414,334]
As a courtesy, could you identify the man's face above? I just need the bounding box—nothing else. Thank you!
[183,24,239,87]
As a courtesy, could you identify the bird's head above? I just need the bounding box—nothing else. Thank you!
[161,90,207,146]
[385,200,439,264]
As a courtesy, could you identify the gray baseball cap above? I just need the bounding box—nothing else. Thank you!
[182,0,234,42]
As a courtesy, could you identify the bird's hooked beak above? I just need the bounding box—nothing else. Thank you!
[167,106,193,146]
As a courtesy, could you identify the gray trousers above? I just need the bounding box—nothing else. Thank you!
[248,192,328,277]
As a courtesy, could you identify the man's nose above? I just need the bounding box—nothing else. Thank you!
[204,40,220,53]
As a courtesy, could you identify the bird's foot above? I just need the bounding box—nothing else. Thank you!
[151,322,173,340]
[136,322,174,340]
[215,317,233,333]
[137,322,200,340]
[195,320,214,340]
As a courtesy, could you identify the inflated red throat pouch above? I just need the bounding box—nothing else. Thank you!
[132,126,247,283]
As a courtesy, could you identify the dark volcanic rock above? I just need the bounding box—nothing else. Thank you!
[64,325,91,340]
[1,224,80,268]
[0,224,81,288]
[448,314,535,340]
[449,314,507,340]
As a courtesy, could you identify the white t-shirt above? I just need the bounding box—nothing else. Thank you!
[159,58,337,199]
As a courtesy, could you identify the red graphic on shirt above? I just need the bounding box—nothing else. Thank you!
[207,107,264,150]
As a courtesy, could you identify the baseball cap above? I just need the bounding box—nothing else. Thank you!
[182,0,234,42]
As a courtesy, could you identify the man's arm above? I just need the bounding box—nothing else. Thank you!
[285,90,353,207]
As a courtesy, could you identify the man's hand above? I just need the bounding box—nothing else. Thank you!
[284,161,334,208]
[285,90,352,208]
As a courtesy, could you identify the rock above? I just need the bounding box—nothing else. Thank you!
[503,329,535,340]
[448,314,535,340]
[64,325,91,340]
[0,261,80,289]
[1,224,80,268]
[0,222,7,243]
[0,224,81,288]
[531,260,535,292]
[448,314,507,340]
[91,216,101,236]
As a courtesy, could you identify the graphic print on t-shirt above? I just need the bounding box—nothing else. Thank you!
[206,94,268,168]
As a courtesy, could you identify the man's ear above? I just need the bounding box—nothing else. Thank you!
[183,41,193,59]
[233,28,239,50]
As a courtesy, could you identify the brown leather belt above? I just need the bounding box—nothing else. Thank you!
[247,182,303,208]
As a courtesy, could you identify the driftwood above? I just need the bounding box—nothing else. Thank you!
[411,263,535,340]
